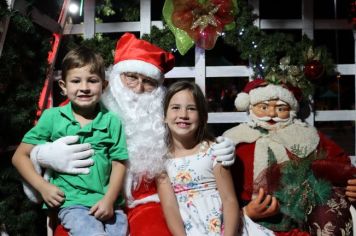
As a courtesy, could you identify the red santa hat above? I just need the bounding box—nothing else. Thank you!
[235,79,302,111]
[113,33,175,83]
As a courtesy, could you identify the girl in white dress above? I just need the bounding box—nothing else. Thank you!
[156,81,240,236]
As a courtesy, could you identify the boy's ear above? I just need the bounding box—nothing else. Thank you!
[102,80,109,90]
[58,80,67,95]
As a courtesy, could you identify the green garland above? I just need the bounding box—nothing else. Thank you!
[274,157,331,222]
[0,0,9,19]
[0,155,46,235]
[63,35,116,67]
[0,1,51,235]
[258,150,332,231]
[96,0,139,21]
[0,3,51,147]
[61,0,336,94]
[144,0,335,98]
[142,26,177,53]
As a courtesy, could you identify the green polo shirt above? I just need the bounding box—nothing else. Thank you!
[23,102,128,208]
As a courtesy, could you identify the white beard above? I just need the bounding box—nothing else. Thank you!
[101,67,167,192]
[248,109,297,131]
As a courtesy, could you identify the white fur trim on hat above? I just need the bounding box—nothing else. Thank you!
[114,59,163,82]
[248,84,299,111]
[235,92,250,111]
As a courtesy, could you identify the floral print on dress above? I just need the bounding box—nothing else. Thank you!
[176,171,192,184]
[209,217,221,233]
[165,147,223,235]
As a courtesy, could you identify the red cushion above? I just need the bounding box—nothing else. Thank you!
[127,202,172,236]
[54,224,68,236]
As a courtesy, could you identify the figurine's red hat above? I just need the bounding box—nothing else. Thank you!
[235,79,302,111]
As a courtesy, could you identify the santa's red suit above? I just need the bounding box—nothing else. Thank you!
[125,180,171,236]
[224,121,354,236]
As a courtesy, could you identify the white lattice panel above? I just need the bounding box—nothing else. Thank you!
[62,0,355,158]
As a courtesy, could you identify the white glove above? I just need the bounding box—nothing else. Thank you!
[32,135,94,174]
[22,152,44,203]
[212,136,236,167]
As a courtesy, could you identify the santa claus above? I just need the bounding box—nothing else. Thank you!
[223,79,356,236]
[24,33,236,235]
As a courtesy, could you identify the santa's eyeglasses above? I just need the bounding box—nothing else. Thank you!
[122,72,158,92]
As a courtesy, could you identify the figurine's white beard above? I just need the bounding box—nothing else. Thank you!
[102,69,167,188]
[249,110,297,130]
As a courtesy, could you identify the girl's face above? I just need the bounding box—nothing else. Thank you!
[59,65,107,110]
[165,89,199,141]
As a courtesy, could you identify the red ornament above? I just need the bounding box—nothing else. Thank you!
[171,0,235,50]
[303,60,324,82]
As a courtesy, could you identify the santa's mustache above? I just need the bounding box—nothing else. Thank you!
[255,116,289,122]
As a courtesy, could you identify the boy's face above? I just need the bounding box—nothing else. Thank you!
[120,72,158,94]
[59,65,108,110]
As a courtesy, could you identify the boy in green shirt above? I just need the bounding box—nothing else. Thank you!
[12,46,128,236]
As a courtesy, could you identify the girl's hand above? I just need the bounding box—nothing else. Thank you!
[244,188,279,220]
[89,198,114,221]
[38,182,65,208]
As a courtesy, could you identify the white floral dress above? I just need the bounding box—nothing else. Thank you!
[165,147,224,236]
[165,147,276,236]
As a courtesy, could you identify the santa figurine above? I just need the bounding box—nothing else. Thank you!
[223,78,356,236]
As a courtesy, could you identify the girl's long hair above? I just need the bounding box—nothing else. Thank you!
[163,80,215,151]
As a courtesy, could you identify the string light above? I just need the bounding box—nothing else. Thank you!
[68,3,79,14]
[239,28,245,36]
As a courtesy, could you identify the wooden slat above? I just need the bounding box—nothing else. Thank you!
[13,0,61,33]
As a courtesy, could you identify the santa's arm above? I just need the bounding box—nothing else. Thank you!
[318,131,350,162]
[22,135,94,203]
[212,136,235,166]
[314,132,356,202]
